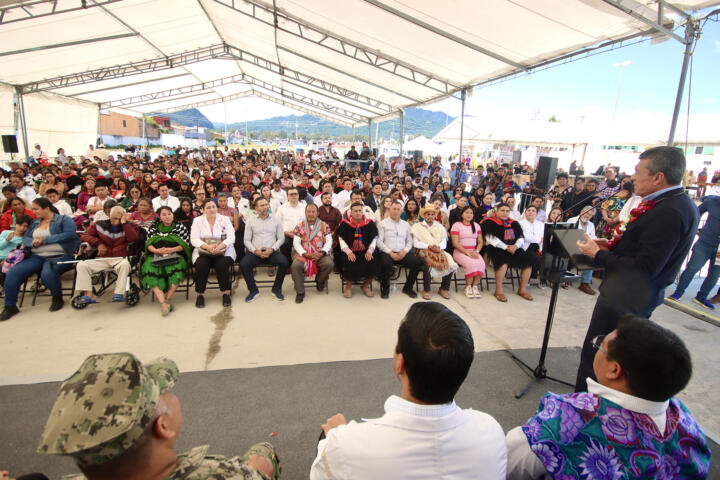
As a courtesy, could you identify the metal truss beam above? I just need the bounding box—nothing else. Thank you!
[0,0,123,26]
[100,74,247,108]
[361,0,527,71]
[244,77,368,123]
[599,0,685,44]
[251,91,354,127]
[156,91,253,113]
[19,43,229,94]
[68,73,193,97]
[0,32,138,57]
[211,0,459,95]
[224,44,396,112]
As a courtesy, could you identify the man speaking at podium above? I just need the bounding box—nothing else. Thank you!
[574,146,698,391]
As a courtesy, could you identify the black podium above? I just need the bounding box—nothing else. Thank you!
[509,222,595,399]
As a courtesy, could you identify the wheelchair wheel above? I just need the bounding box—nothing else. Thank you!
[126,284,140,306]
[71,295,89,310]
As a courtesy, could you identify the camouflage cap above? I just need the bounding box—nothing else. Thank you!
[38,352,179,467]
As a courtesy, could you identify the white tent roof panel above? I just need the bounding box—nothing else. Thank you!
[2,0,718,134]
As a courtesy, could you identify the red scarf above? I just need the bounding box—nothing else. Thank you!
[487,216,514,228]
[607,200,657,250]
[341,215,372,251]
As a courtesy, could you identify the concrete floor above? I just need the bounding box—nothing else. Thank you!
[1,272,718,447]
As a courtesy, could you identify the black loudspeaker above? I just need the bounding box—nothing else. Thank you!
[412,150,423,160]
[535,156,558,190]
[2,135,18,154]
[372,148,378,157]
[512,150,522,163]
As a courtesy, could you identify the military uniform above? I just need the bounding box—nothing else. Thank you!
[38,353,280,480]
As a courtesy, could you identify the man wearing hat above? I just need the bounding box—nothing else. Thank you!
[412,204,458,300]
[38,352,280,480]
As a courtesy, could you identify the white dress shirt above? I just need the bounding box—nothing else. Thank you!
[152,194,180,212]
[271,188,287,204]
[53,200,73,217]
[277,201,306,233]
[310,395,507,480]
[333,189,353,210]
[519,218,545,250]
[228,197,250,217]
[377,217,412,253]
[567,216,596,239]
[506,379,669,480]
[189,214,236,262]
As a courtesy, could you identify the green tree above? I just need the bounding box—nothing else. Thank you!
[548,115,559,123]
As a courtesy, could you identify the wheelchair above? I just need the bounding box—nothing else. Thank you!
[70,239,145,310]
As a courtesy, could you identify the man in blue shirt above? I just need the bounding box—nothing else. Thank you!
[668,195,720,309]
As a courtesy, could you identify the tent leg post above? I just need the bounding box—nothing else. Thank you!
[399,109,404,161]
[368,120,372,148]
[15,88,30,162]
[667,21,696,146]
[458,88,466,166]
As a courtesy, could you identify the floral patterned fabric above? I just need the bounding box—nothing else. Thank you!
[523,392,711,479]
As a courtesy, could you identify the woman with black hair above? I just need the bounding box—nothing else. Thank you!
[450,206,485,298]
[0,197,80,320]
[174,197,198,230]
[482,202,534,302]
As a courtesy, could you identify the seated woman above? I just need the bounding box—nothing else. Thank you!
[38,170,65,198]
[128,197,158,229]
[0,197,36,232]
[0,198,80,320]
[518,205,544,281]
[140,206,191,316]
[568,205,597,295]
[119,185,143,213]
[450,206,485,299]
[401,198,420,225]
[174,197,198,231]
[190,199,236,308]
[482,202,534,302]
[335,202,379,298]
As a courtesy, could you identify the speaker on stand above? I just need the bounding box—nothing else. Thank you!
[535,156,558,190]
[2,134,19,164]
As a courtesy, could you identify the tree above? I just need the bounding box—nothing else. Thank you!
[278,130,288,139]
[548,115,559,123]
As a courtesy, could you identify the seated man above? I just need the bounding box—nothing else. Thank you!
[412,204,458,300]
[85,183,110,219]
[310,302,507,479]
[75,206,140,304]
[341,190,374,219]
[290,203,333,304]
[506,314,711,479]
[37,352,279,480]
[152,183,180,211]
[45,188,73,216]
[377,201,422,299]
[241,197,288,302]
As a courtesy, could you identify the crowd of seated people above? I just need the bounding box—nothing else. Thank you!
[0,144,623,320]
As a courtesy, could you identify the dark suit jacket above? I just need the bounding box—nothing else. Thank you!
[593,187,699,312]
[365,195,382,212]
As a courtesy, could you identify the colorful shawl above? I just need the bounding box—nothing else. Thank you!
[340,215,372,252]
[523,392,711,479]
[293,220,330,278]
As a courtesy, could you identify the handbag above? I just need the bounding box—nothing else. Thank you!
[151,252,181,267]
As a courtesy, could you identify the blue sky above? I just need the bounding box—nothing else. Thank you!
[200,15,720,125]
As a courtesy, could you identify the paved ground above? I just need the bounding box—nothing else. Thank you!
[0,271,718,453]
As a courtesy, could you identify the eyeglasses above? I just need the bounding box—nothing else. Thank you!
[591,335,629,377]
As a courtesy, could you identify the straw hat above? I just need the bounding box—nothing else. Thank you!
[419,204,437,217]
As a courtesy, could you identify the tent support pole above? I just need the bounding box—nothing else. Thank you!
[368,120,372,148]
[97,105,103,146]
[458,89,466,165]
[399,109,404,160]
[14,88,29,161]
[667,20,696,146]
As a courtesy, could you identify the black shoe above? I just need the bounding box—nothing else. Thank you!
[381,290,390,299]
[295,293,304,304]
[222,294,231,307]
[402,287,418,299]
[316,281,324,292]
[49,296,64,312]
[195,295,205,308]
[0,305,19,321]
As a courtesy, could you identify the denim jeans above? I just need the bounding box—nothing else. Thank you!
[239,251,288,293]
[4,254,75,306]
[581,270,594,283]
[674,240,720,300]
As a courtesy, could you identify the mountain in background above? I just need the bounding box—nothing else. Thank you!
[216,107,454,139]
[153,108,214,129]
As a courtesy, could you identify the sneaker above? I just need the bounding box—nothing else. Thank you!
[245,290,260,303]
[195,295,205,308]
[271,289,284,301]
[222,294,231,307]
[0,305,20,321]
[295,293,304,304]
[464,286,473,298]
[111,294,124,302]
[693,297,715,310]
[668,292,682,301]
[472,286,482,298]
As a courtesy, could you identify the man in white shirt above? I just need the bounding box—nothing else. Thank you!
[333,178,354,211]
[152,184,180,211]
[270,180,287,204]
[86,183,110,218]
[277,186,306,261]
[310,302,507,480]
[341,191,374,219]
[377,202,422,299]
[506,314,710,479]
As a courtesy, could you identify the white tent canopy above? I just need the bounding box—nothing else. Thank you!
[0,0,717,160]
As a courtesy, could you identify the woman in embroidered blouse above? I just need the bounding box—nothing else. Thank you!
[450,206,485,298]
[482,203,535,302]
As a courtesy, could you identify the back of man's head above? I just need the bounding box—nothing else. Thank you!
[609,314,692,402]
[396,302,474,404]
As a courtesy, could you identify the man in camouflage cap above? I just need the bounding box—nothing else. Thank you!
[38,352,280,480]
